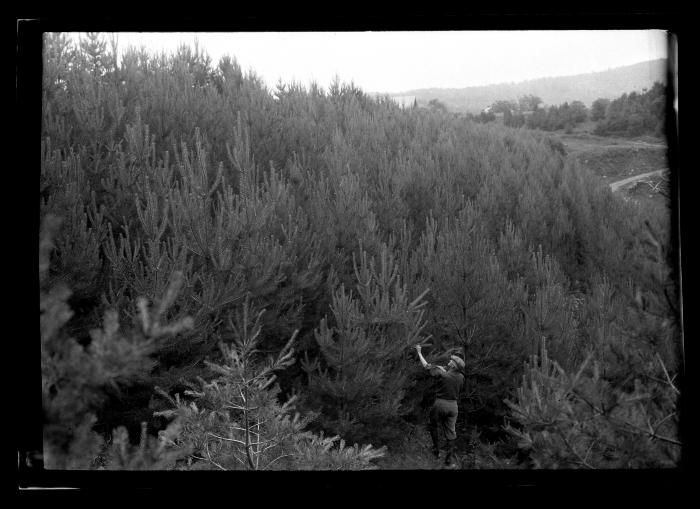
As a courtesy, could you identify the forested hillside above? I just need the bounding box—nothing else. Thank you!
[395,58,667,113]
[38,33,681,471]
[593,81,667,137]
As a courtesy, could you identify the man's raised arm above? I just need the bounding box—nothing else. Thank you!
[415,345,446,375]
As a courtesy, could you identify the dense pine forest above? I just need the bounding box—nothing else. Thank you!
[38,33,681,470]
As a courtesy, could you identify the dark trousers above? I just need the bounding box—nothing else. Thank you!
[428,398,458,463]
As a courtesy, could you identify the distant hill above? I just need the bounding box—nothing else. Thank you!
[388,59,667,113]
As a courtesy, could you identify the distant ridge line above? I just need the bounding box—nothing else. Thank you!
[381,58,668,113]
[398,59,668,94]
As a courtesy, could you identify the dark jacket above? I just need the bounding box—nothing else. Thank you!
[428,365,464,401]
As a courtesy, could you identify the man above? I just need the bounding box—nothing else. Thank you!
[415,344,465,467]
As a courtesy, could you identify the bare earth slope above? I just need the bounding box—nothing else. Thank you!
[554,127,670,207]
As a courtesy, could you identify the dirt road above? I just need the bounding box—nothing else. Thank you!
[622,140,667,149]
[596,139,667,150]
[610,169,666,192]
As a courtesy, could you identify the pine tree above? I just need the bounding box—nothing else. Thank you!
[40,214,193,469]
[519,245,580,370]
[103,420,188,470]
[302,243,429,445]
[504,339,680,468]
[155,296,385,470]
[409,206,528,426]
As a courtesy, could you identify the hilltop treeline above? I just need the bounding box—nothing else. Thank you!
[526,101,588,131]
[473,81,668,137]
[593,81,667,137]
[475,98,589,131]
[39,33,681,470]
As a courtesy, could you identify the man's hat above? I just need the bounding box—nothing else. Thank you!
[450,355,465,370]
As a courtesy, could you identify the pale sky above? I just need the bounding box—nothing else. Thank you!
[71,30,667,94]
